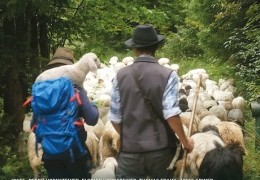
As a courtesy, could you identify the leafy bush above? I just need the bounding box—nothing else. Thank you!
[0,146,32,179]
[243,112,260,179]
[224,3,260,101]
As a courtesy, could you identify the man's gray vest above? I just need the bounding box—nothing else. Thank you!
[117,56,173,152]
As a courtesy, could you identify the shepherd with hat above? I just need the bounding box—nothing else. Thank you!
[108,24,194,178]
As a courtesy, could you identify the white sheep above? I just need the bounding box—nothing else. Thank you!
[91,157,118,179]
[84,125,100,167]
[109,56,118,66]
[93,94,111,124]
[216,121,247,154]
[198,115,222,132]
[36,52,100,86]
[212,90,234,102]
[187,93,206,115]
[174,129,225,178]
[163,63,171,69]
[158,57,170,65]
[199,91,213,103]
[170,63,180,73]
[84,118,105,140]
[179,112,200,134]
[232,96,246,110]
[205,83,219,97]
[27,120,103,177]
[219,78,235,92]
[27,132,43,178]
[122,56,134,65]
[228,108,244,126]
[113,62,126,73]
[197,110,215,120]
[209,105,228,121]
[99,121,120,164]
[203,100,218,110]
[218,100,233,111]
[23,112,33,133]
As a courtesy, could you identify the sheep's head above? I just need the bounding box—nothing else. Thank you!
[77,52,101,74]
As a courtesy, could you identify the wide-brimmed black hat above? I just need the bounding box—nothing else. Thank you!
[124,24,165,48]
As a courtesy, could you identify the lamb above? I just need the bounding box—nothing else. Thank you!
[199,143,244,180]
[35,52,100,86]
[91,157,118,179]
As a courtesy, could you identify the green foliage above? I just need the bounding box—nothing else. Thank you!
[0,146,33,179]
[224,2,260,101]
[0,0,259,178]
[243,115,260,179]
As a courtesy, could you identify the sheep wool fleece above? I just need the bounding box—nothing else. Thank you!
[117,56,173,152]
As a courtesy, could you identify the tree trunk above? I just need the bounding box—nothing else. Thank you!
[29,14,41,81]
[39,15,50,59]
[3,17,25,139]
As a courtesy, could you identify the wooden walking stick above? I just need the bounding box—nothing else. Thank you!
[179,74,202,179]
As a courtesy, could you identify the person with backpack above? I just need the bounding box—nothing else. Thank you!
[108,24,194,178]
[30,47,99,179]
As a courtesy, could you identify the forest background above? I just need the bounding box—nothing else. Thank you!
[0,0,259,179]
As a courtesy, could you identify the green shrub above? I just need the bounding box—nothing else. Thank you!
[0,146,33,179]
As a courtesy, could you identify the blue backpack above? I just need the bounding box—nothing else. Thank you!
[24,77,86,159]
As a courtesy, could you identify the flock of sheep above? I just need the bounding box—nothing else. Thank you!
[22,52,247,179]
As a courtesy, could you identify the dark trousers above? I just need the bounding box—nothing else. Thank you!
[43,154,91,179]
[116,147,175,179]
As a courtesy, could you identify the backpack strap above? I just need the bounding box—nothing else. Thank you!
[70,91,82,105]
[74,119,84,126]
[31,124,37,132]
[22,96,32,107]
